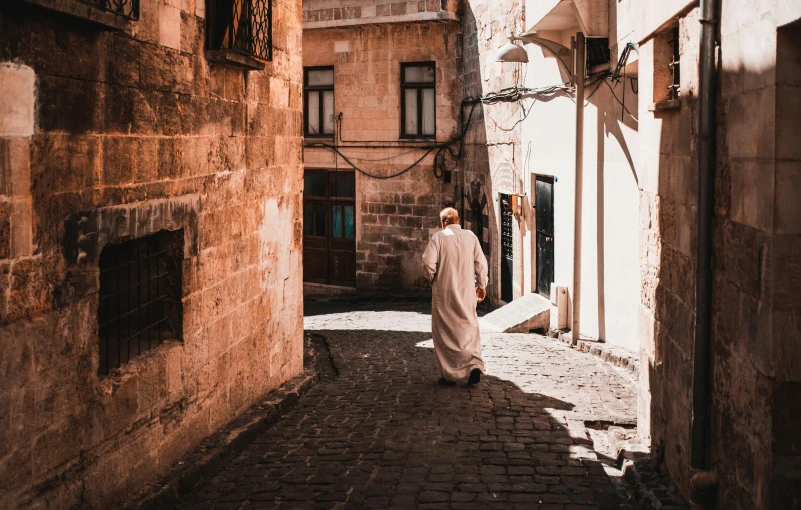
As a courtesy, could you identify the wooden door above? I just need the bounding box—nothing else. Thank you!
[303,170,356,287]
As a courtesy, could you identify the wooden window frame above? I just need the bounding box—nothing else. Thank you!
[400,61,436,140]
[304,66,335,139]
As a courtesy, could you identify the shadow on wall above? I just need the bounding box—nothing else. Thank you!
[587,69,640,346]
[645,17,801,508]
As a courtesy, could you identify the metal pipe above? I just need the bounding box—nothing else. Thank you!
[691,0,719,479]
[571,33,585,345]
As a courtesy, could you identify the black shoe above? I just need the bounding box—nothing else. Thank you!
[467,368,481,386]
[438,377,456,386]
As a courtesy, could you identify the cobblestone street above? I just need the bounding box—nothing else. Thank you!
[180,302,637,509]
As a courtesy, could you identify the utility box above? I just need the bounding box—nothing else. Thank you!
[549,283,568,330]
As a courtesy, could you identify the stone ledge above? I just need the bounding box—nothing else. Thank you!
[553,331,639,377]
[122,337,323,510]
[649,99,681,112]
[17,0,131,30]
[205,50,266,71]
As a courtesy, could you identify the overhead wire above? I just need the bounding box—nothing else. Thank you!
[306,49,640,180]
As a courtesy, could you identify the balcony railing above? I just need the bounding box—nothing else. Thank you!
[79,0,139,20]
[208,0,272,62]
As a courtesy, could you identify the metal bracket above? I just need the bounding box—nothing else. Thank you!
[512,34,574,79]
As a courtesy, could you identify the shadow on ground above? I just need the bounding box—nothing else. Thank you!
[177,303,635,509]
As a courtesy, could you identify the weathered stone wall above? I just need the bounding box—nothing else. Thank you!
[461,0,525,304]
[303,0,459,28]
[0,0,304,506]
[638,2,801,507]
[303,22,462,290]
[636,9,699,499]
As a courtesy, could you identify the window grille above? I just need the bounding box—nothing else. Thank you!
[98,230,183,376]
[207,0,272,62]
[667,27,681,100]
[400,62,436,138]
[79,0,139,19]
[304,67,335,137]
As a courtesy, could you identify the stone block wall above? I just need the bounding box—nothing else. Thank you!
[636,8,699,499]
[0,0,304,506]
[303,0,459,28]
[637,2,801,507]
[302,22,462,290]
[461,0,525,304]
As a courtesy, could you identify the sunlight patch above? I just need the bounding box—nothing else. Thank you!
[304,311,432,332]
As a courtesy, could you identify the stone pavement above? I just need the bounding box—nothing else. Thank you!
[179,302,637,509]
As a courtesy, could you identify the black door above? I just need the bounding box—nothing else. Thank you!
[303,170,356,286]
[500,194,514,302]
[535,176,554,297]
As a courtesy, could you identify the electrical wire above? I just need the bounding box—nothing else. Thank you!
[304,71,631,180]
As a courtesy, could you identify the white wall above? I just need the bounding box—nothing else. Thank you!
[520,28,641,352]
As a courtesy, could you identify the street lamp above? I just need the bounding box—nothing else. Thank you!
[494,42,529,63]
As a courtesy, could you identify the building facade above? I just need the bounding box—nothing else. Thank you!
[0,0,304,506]
[301,1,463,293]
[301,0,529,307]
[520,0,801,507]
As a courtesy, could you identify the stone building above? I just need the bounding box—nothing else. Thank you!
[301,0,529,305]
[507,0,801,507]
[0,0,303,506]
[301,0,462,293]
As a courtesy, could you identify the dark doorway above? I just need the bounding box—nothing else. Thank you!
[303,170,356,287]
[500,193,514,302]
[535,176,555,297]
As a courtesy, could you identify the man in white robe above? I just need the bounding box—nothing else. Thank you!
[422,207,489,385]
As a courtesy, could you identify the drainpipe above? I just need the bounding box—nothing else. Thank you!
[571,33,585,345]
[690,0,720,506]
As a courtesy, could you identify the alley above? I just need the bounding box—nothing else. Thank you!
[179,302,636,509]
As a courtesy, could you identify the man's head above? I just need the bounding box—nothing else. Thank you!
[440,207,460,228]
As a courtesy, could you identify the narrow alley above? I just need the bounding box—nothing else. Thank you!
[178,302,637,509]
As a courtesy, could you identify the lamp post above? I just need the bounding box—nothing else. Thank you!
[495,32,585,345]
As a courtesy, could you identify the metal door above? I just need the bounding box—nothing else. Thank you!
[500,194,514,302]
[535,176,554,297]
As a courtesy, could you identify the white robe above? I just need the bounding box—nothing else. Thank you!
[422,224,489,381]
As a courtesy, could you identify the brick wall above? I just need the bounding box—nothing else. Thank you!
[0,0,304,506]
[303,22,462,290]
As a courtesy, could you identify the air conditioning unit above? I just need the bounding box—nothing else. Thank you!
[549,283,568,330]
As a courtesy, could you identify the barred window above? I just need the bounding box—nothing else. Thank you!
[401,62,436,138]
[667,26,681,100]
[304,67,335,137]
[207,0,272,62]
[98,230,183,376]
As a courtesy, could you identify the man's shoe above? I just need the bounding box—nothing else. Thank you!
[438,377,456,386]
[467,368,481,386]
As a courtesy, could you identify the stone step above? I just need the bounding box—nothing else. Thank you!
[479,293,551,333]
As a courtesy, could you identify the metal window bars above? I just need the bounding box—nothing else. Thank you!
[79,0,139,20]
[210,0,273,62]
[668,27,681,100]
[97,230,183,376]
